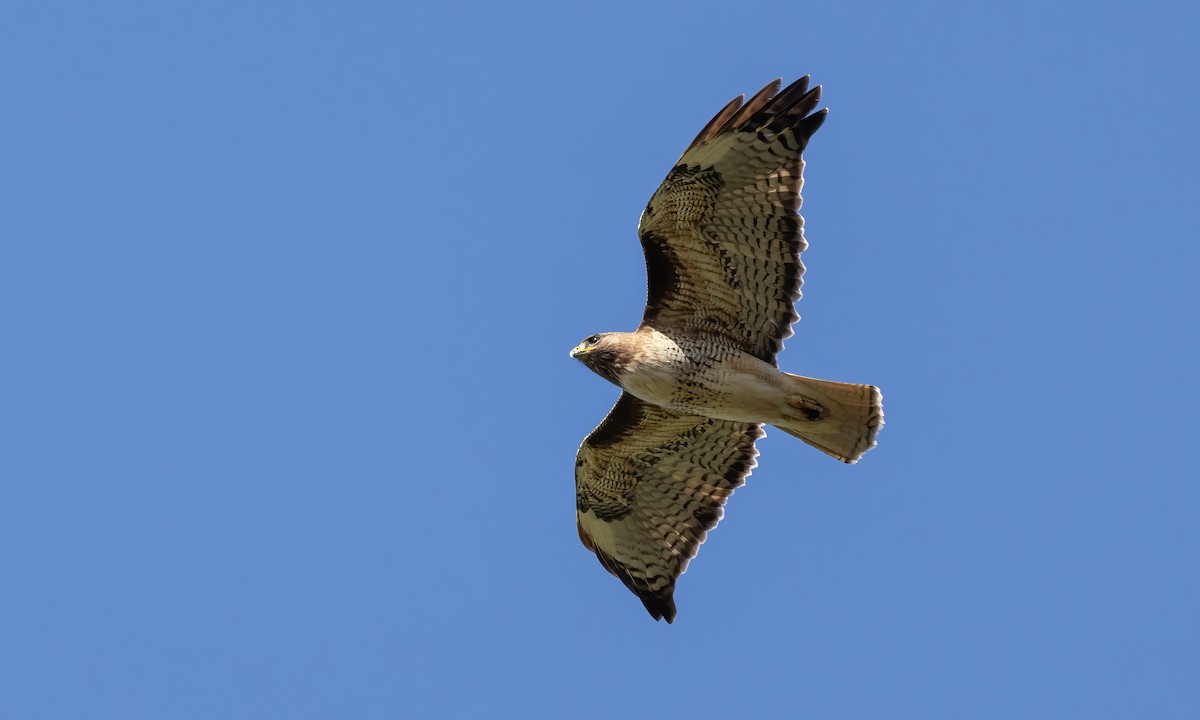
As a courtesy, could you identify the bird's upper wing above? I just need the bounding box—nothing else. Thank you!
[575,392,763,622]
[637,77,827,364]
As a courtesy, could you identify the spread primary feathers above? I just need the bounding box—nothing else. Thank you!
[571,77,883,622]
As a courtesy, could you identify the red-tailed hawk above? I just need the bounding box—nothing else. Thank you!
[571,77,883,622]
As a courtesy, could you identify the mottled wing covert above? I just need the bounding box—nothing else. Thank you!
[637,77,827,363]
[575,393,763,622]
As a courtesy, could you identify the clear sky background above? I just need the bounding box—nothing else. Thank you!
[3,1,1197,718]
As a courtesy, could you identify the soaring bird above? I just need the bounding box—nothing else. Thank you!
[571,77,883,623]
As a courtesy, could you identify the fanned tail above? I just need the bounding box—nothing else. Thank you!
[773,373,883,463]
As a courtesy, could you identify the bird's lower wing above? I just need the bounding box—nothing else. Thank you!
[574,393,763,622]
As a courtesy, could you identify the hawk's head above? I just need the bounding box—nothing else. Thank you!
[570,333,628,386]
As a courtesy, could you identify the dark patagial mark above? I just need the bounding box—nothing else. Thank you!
[585,393,647,449]
[639,230,680,325]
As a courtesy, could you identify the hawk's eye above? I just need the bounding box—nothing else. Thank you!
[586,335,601,345]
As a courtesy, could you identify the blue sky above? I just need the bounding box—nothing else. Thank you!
[3,1,1198,717]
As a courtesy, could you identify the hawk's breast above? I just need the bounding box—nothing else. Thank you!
[619,330,785,424]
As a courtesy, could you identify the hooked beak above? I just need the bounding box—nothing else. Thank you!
[569,343,593,360]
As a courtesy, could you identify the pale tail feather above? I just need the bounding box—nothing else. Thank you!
[773,373,883,463]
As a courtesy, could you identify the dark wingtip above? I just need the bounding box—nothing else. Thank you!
[683,93,746,153]
[739,77,827,146]
[682,77,827,156]
[801,107,829,138]
[642,593,677,623]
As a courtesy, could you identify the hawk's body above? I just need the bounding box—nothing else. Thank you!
[584,328,804,425]
[571,77,883,622]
